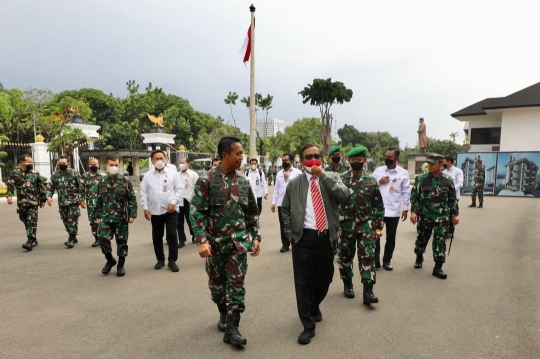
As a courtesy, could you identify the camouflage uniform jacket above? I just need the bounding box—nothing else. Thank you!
[95,174,137,223]
[191,164,261,248]
[325,163,349,173]
[474,165,485,185]
[411,172,458,222]
[339,170,385,232]
[7,169,47,207]
[81,170,104,207]
[46,169,83,206]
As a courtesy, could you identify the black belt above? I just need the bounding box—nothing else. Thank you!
[303,228,329,237]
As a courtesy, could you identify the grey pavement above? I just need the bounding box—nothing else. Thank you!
[1,189,539,359]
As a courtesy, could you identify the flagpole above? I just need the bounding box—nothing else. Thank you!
[249,4,256,160]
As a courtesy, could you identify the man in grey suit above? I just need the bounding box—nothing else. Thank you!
[281,144,349,345]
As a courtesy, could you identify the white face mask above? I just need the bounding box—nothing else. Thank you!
[154,160,165,170]
[305,166,312,174]
[251,165,257,171]
[179,164,187,172]
[107,166,119,175]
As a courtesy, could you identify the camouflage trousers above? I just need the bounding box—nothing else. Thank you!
[415,219,448,262]
[86,203,99,236]
[59,203,80,235]
[205,237,250,313]
[471,185,483,204]
[337,224,377,284]
[18,205,38,238]
[99,221,129,257]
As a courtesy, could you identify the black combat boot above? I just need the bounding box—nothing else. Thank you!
[91,235,100,247]
[22,238,33,251]
[73,236,78,244]
[432,261,447,279]
[117,256,126,277]
[223,311,247,346]
[374,257,381,269]
[363,281,379,305]
[101,253,117,275]
[217,303,228,332]
[478,202,483,209]
[65,234,76,248]
[414,253,424,269]
[343,278,355,298]
[468,202,476,208]
[31,238,38,247]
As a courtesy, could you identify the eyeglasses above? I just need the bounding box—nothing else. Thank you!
[304,154,321,160]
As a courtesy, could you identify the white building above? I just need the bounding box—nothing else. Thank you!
[256,118,284,138]
[451,82,540,152]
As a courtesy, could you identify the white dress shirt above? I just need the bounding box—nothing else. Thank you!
[140,166,182,215]
[246,168,268,198]
[304,172,327,230]
[443,165,464,200]
[178,168,199,203]
[373,165,411,217]
[272,167,302,206]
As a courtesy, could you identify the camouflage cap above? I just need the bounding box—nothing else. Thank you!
[328,146,341,156]
[426,153,444,164]
[348,146,368,158]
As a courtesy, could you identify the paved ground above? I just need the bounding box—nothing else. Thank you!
[1,189,539,359]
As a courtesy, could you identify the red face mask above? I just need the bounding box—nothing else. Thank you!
[303,159,322,167]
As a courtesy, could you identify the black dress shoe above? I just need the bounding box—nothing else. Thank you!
[279,246,289,253]
[313,312,322,323]
[155,260,165,270]
[168,261,179,272]
[298,330,315,345]
[375,261,381,269]
[178,241,185,248]
[382,262,393,271]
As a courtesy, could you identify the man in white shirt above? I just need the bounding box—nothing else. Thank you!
[177,157,199,248]
[140,150,183,272]
[271,153,302,252]
[373,148,411,271]
[443,155,463,239]
[246,158,268,214]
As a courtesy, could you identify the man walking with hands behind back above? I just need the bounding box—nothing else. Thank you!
[177,157,199,247]
[81,157,104,247]
[281,144,349,345]
[140,150,183,272]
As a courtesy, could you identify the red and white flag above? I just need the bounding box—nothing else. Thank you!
[239,22,253,64]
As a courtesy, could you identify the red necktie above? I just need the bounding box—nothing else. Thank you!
[310,176,326,232]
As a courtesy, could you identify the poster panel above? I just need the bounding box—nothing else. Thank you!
[495,152,540,197]
[456,152,497,196]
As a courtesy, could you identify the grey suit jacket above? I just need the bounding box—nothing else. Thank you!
[281,171,349,244]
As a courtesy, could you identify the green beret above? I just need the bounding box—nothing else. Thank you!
[328,146,341,156]
[426,153,444,164]
[348,146,368,158]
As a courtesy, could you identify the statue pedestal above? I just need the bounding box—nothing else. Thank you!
[407,153,428,178]
[31,142,52,180]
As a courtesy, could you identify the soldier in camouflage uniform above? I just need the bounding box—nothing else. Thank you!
[325,146,348,174]
[469,158,485,208]
[47,155,85,248]
[191,136,261,347]
[6,154,47,251]
[81,157,104,247]
[410,154,459,279]
[96,157,137,277]
[338,146,384,305]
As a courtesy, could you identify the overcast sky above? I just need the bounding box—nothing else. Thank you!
[2,0,540,148]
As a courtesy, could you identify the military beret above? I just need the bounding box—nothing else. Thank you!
[426,153,444,164]
[348,146,368,158]
[328,146,341,156]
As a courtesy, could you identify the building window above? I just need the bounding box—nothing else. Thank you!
[470,127,501,145]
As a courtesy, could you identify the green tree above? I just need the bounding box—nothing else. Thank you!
[47,127,90,156]
[282,117,323,156]
[337,124,361,147]
[224,91,239,133]
[0,134,9,168]
[299,78,353,156]
[428,137,462,158]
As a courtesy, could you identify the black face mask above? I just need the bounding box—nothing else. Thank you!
[59,164,68,171]
[25,163,34,171]
[282,162,291,169]
[331,156,341,164]
[90,166,99,172]
[384,159,394,167]
[443,164,448,169]
[350,162,364,171]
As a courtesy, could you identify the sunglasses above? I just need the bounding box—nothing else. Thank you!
[304,154,321,160]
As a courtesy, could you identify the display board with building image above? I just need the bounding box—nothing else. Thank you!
[457,152,540,198]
